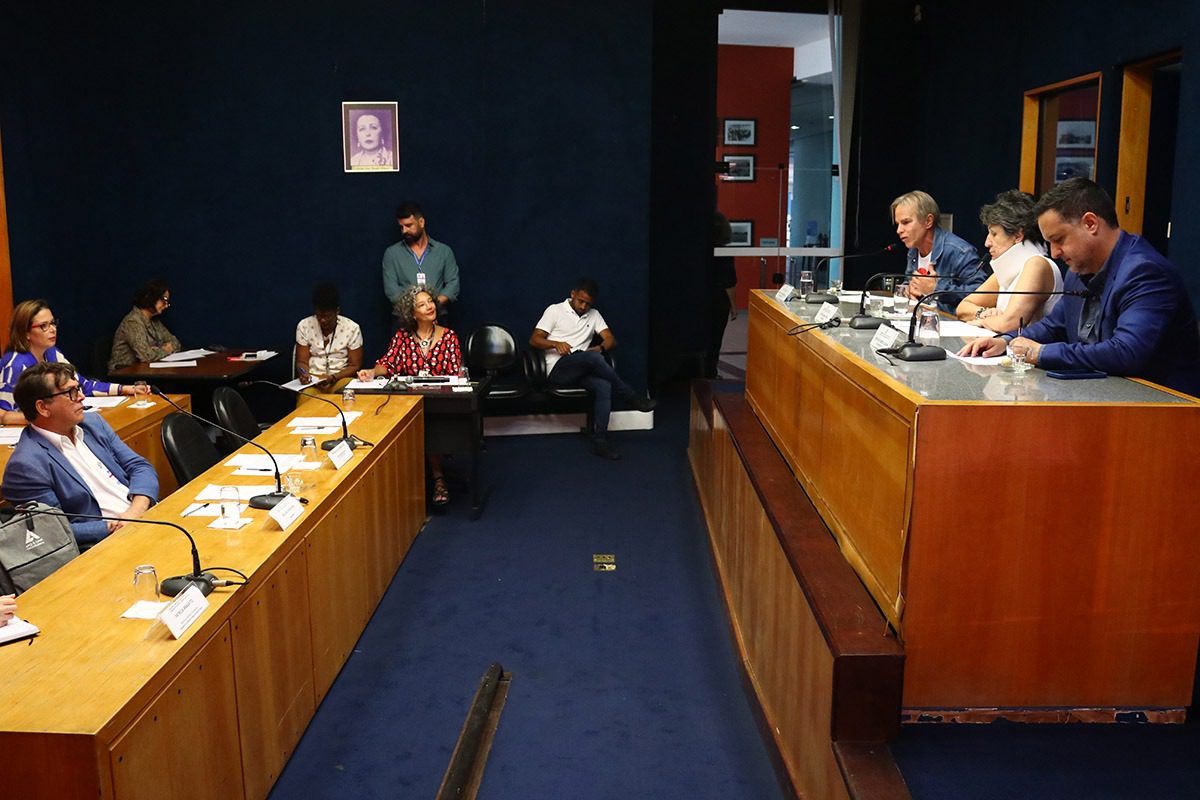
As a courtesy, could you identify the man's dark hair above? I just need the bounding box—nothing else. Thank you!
[1033,177,1119,227]
[394,201,424,220]
[312,283,339,312]
[14,361,76,421]
[573,278,600,297]
[132,280,170,311]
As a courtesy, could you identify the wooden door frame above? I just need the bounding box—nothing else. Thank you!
[1018,71,1102,195]
[1114,50,1182,234]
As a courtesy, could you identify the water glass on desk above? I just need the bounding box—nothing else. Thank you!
[300,435,319,463]
[798,270,814,298]
[219,486,241,521]
[916,310,941,348]
[893,284,912,315]
[1010,343,1033,373]
[133,564,159,602]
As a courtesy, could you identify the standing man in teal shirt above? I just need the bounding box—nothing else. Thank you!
[382,201,461,320]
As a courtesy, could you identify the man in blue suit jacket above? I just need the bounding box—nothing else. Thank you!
[960,178,1200,397]
[2,362,158,546]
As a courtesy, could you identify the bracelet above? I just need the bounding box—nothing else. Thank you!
[974,307,985,319]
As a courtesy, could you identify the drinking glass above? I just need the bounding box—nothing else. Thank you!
[300,435,319,463]
[219,486,241,521]
[283,473,305,496]
[893,284,911,315]
[798,270,814,298]
[341,388,356,406]
[133,380,149,397]
[916,310,942,348]
[867,295,885,318]
[458,364,470,383]
[1010,343,1033,373]
[132,564,159,602]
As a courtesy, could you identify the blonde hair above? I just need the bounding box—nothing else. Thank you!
[890,190,940,227]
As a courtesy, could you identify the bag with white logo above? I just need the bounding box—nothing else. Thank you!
[0,502,80,593]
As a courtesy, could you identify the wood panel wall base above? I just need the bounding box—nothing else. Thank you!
[688,380,909,800]
[901,707,1186,725]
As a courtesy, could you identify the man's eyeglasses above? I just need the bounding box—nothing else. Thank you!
[158,297,171,307]
[30,318,59,333]
[41,385,83,402]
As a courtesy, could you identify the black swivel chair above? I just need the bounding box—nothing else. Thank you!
[160,412,223,485]
[211,386,265,453]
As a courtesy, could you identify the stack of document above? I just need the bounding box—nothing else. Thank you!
[0,616,39,646]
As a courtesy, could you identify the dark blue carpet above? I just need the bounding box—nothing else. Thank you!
[894,717,1200,798]
[270,387,786,799]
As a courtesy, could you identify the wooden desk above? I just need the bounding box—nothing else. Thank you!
[0,393,425,799]
[108,351,275,382]
[349,379,489,516]
[745,290,1200,713]
[0,394,191,497]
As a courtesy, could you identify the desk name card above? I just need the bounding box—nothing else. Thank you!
[328,440,354,470]
[870,325,904,351]
[159,585,209,639]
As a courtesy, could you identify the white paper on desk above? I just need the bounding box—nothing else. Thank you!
[229,350,278,362]
[195,483,276,501]
[122,600,170,619]
[83,396,127,409]
[182,502,245,517]
[290,426,339,435]
[0,427,22,445]
[207,516,252,530]
[946,351,1006,366]
[290,460,321,470]
[161,348,215,362]
[0,615,39,644]
[288,412,361,427]
[152,360,197,368]
[281,377,308,391]
[345,377,387,390]
[892,319,998,339]
[128,400,156,409]
[225,453,302,471]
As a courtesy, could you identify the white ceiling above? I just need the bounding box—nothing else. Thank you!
[718,10,831,80]
[717,10,829,49]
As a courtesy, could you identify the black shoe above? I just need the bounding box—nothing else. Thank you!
[630,394,656,413]
[591,438,621,460]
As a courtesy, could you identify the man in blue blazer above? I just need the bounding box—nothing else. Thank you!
[2,362,158,546]
[960,178,1200,397]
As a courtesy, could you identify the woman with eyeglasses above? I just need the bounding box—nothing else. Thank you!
[0,299,146,425]
[108,279,183,372]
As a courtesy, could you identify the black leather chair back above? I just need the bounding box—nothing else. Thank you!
[212,386,261,450]
[467,324,518,375]
[160,412,222,485]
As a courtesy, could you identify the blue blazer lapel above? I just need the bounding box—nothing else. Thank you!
[22,427,92,496]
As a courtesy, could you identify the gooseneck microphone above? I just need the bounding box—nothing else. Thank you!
[16,503,219,597]
[848,270,927,329]
[888,288,1088,362]
[807,243,903,303]
[150,387,289,509]
[238,380,371,451]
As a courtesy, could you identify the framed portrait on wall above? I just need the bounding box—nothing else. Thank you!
[342,101,400,172]
[729,221,753,246]
[723,118,757,146]
[722,154,755,182]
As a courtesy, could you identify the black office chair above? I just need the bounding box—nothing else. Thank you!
[467,324,529,402]
[212,386,264,452]
[92,334,113,380]
[160,412,223,484]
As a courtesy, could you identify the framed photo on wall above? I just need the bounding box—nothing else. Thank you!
[342,101,400,172]
[723,118,757,146]
[729,220,753,246]
[722,154,755,182]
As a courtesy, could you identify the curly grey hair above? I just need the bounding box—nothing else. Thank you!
[979,189,1043,247]
[392,285,437,332]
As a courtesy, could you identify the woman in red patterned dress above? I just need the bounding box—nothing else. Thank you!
[358,286,462,506]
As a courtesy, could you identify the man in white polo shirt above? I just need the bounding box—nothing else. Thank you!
[2,362,158,546]
[530,278,655,460]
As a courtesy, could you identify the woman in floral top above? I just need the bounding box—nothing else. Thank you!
[359,286,462,506]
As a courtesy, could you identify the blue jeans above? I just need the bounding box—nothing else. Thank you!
[547,351,632,438]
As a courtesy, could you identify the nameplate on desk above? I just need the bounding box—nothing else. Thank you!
[870,325,904,351]
[159,585,209,639]
[269,494,305,530]
[814,302,839,325]
[774,284,795,303]
[328,440,353,470]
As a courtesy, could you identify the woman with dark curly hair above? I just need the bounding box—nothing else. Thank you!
[956,190,1063,332]
[358,285,462,506]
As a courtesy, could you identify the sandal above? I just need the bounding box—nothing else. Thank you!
[431,477,449,507]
